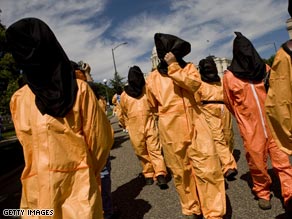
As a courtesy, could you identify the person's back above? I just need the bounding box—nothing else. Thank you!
[196,57,237,180]
[223,32,292,211]
[120,65,168,188]
[7,18,114,219]
[265,41,292,156]
[147,33,225,219]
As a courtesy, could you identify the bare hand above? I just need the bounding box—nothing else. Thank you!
[164,52,177,65]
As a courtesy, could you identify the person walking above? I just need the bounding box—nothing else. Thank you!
[223,31,292,211]
[146,33,226,219]
[6,17,114,219]
[196,56,238,180]
[120,65,168,189]
[265,1,292,157]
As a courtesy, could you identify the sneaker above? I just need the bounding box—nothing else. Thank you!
[145,177,154,185]
[258,198,272,210]
[156,175,168,190]
[224,168,238,181]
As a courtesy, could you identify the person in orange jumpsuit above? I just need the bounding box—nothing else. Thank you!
[72,61,117,219]
[196,56,238,180]
[119,65,168,189]
[147,33,225,219]
[7,18,114,219]
[265,3,292,157]
[223,32,292,211]
[112,88,125,130]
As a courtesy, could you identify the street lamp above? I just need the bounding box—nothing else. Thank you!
[103,78,109,108]
[262,42,277,54]
[112,42,128,74]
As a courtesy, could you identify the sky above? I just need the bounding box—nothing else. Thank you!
[0,0,290,83]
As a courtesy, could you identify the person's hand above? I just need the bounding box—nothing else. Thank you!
[164,52,177,65]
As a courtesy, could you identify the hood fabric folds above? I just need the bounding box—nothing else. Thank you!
[124,66,145,98]
[154,33,191,74]
[6,17,78,117]
[198,56,221,83]
[227,32,266,82]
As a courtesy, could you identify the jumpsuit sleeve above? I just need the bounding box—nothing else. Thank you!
[119,93,127,129]
[265,49,292,153]
[81,85,114,175]
[112,94,117,105]
[167,62,202,93]
[223,72,235,116]
[145,80,159,110]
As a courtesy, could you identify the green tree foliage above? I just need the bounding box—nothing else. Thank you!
[263,55,275,67]
[109,72,125,94]
[0,22,21,115]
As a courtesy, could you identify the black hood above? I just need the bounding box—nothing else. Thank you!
[198,56,220,83]
[124,65,145,98]
[6,17,78,117]
[154,33,191,74]
[227,32,266,82]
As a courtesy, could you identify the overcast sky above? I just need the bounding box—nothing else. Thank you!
[0,0,290,83]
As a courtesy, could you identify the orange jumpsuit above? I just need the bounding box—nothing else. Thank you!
[10,79,114,219]
[222,106,235,152]
[147,62,225,218]
[196,80,237,174]
[112,93,123,126]
[265,47,292,155]
[223,69,292,205]
[119,89,167,179]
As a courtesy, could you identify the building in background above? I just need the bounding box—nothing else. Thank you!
[150,46,231,78]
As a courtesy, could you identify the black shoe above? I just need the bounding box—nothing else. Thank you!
[157,175,169,190]
[183,214,203,219]
[285,198,292,213]
[224,168,238,181]
[145,177,154,185]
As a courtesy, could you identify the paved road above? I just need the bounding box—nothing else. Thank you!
[0,116,291,219]
[109,116,291,219]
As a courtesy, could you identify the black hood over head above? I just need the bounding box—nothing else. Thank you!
[154,33,191,74]
[198,56,220,83]
[6,17,78,117]
[124,65,145,98]
[227,32,266,82]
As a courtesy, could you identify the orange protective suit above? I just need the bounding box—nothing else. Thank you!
[112,93,123,125]
[10,79,114,219]
[265,47,292,155]
[119,89,167,179]
[223,70,292,205]
[195,80,237,175]
[221,106,235,152]
[147,62,225,218]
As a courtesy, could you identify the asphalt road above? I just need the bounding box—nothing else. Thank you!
[0,115,291,219]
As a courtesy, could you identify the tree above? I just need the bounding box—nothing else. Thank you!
[263,55,275,67]
[109,72,125,94]
[0,21,21,115]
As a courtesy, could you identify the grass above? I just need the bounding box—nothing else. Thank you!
[1,130,16,139]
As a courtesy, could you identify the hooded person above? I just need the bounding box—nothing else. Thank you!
[6,17,114,219]
[112,86,124,129]
[223,32,292,211]
[146,33,225,219]
[196,56,238,180]
[265,0,292,157]
[119,65,168,189]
